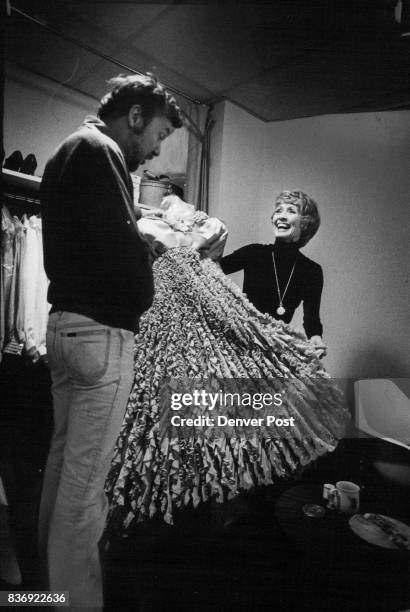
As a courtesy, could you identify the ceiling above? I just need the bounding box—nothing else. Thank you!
[4,0,410,121]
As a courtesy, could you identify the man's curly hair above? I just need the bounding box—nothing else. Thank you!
[98,73,184,128]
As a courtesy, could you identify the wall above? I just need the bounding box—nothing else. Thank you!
[4,64,188,179]
[209,101,268,288]
[4,65,94,175]
[210,101,410,379]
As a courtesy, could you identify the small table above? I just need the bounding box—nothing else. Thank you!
[275,483,365,555]
[275,483,410,611]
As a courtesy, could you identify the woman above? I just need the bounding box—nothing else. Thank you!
[106,196,348,531]
[220,191,326,358]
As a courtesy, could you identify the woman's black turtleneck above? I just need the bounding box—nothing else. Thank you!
[220,241,323,338]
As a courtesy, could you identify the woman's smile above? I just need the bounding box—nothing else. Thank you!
[272,204,302,242]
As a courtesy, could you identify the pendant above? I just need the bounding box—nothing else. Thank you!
[276,305,286,316]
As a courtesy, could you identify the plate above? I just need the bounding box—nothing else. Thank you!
[349,513,410,551]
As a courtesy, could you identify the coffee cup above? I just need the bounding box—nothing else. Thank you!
[323,481,360,514]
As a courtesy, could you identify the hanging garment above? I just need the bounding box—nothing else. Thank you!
[25,216,49,356]
[106,247,349,530]
[8,217,26,351]
[1,207,16,357]
[13,215,49,358]
[17,215,39,352]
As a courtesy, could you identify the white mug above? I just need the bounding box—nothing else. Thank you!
[323,481,360,514]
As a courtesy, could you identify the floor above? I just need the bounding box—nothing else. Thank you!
[1,355,409,611]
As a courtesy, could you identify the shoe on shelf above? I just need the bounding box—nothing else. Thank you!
[20,154,37,175]
[3,151,23,171]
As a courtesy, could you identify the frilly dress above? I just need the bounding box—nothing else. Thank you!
[106,197,349,529]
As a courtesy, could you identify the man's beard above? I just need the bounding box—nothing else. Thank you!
[128,157,141,172]
[128,123,147,171]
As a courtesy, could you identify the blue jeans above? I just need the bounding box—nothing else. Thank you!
[38,312,135,610]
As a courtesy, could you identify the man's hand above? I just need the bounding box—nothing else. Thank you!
[310,335,327,358]
[138,206,164,219]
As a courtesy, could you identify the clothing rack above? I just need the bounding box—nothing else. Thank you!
[1,173,48,361]
[3,191,41,210]
[2,169,41,213]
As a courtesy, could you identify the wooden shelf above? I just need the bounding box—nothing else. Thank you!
[2,168,41,192]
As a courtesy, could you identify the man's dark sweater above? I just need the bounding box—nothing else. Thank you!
[220,241,323,338]
[41,116,154,333]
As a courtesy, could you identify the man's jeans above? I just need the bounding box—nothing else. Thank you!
[38,312,135,610]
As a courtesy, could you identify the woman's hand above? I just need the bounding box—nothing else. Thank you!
[195,221,228,260]
[190,234,210,252]
[309,335,327,358]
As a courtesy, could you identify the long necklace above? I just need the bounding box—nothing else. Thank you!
[272,251,297,316]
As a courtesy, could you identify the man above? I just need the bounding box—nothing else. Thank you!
[39,73,183,609]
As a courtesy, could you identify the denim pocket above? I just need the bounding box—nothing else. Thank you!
[60,328,111,386]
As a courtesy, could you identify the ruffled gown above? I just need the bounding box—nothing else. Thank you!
[106,246,349,530]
